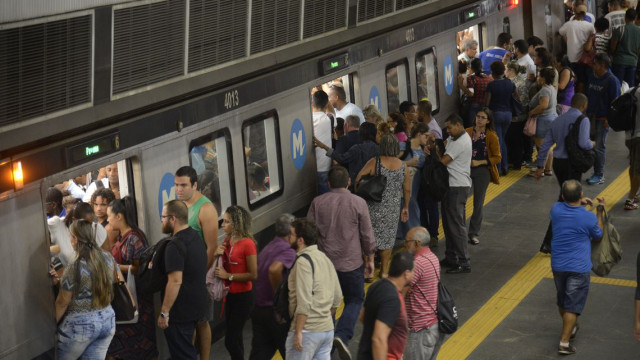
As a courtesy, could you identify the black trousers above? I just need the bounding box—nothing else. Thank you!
[225,291,254,360]
[249,306,289,360]
[541,158,583,250]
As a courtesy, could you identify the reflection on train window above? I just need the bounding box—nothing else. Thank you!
[242,114,283,206]
[503,17,510,34]
[456,25,482,56]
[415,48,439,112]
[46,159,131,267]
[189,130,235,217]
[385,61,410,114]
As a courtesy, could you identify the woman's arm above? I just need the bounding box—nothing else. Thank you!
[55,289,72,323]
[558,68,570,91]
[487,131,502,165]
[529,96,550,116]
[458,74,474,97]
[215,254,258,282]
[354,158,376,191]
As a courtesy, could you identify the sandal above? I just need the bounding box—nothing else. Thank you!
[468,237,480,245]
[544,170,553,176]
[624,199,639,210]
[527,171,541,178]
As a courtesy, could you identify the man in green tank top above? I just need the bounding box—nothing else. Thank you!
[175,166,219,360]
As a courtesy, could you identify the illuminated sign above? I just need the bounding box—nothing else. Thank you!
[461,6,482,22]
[320,53,349,75]
[66,132,120,165]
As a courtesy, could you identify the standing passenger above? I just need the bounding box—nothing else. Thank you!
[107,196,158,359]
[513,39,537,83]
[505,61,531,170]
[285,218,343,360]
[91,188,119,251]
[250,214,297,360]
[329,85,366,124]
[610,9,640,87]
[484,61,515,175]
[477,33,513,74]
[438,115,473,274]
[457,38,478,64]
[417,100,443,140]
[528,68,558,177]
[559,4,595,93]
[313,90,334,194]
[214,206,258,360]
[459,58,493,128]
[174,165,219,360]
[158,200,208,360]
[623,88,640,210]
[83,163,120,202]
[308,166,377,359]
[355,134,410,279]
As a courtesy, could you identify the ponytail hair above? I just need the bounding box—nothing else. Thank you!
[108,196,146,241]
[65,201,94,228]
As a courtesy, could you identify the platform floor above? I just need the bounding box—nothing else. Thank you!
[211,130,640,360]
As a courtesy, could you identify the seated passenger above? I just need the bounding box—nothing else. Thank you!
[83,163,121,202]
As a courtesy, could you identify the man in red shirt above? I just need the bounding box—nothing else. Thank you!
[403,227,444,360]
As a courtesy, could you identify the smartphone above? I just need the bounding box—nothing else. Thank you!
[51,257,63,271]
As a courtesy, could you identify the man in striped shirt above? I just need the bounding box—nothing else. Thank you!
[403,227,443,360]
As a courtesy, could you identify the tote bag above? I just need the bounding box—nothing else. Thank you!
[591,207,622,276]
[206,256,229,301]
[523,115,537,137]
[112,262,138,324]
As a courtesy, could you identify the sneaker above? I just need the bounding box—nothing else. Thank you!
[570,323,579,340]
[333,337,352,360]
[586,174,605,185]
[558,343,576,355]
[446,265,471,274]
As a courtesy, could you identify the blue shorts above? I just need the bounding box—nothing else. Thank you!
[553,271,590,315]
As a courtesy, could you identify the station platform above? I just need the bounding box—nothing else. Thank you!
[211,130,640,360]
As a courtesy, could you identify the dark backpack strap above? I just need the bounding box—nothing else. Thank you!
[94,179,105,190]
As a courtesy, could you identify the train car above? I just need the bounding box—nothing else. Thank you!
[0,0,571,358]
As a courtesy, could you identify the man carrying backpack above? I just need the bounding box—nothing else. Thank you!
[623,89,640,210]
[533,94,594,253]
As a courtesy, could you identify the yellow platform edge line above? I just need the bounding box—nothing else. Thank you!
[437,167,631,360]
[543,273,638,288]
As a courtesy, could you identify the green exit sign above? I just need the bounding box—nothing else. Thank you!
[85,145,100,156]
[468,12,475,18]
[330,61,340,69]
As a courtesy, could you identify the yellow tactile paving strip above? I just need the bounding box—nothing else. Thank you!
[437,167,631,359]
[543,273,638,288]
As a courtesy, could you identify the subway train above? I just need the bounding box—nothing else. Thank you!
[0,0,571,358]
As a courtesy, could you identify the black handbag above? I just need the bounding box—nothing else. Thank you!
[510,93,525,117]
[111,257,137,322]
[356,156,387,202]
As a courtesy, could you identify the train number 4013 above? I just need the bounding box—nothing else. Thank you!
[224,90,239,110]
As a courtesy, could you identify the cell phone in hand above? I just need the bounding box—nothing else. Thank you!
[51,257,63,271]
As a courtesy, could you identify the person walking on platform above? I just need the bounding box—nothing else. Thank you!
[548,180,604,355]
[584,53,621,185]
[437,115,473,274]
[174,165,219,360]
[623,88,640,210]
[610,9,640,87]
[307,166,376,359]
[403,227,444,360]
[533,94,593,253]
[559,4,595,93]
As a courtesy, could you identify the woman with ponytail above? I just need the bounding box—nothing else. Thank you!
[55,220,118,359]
[106,196,158,359]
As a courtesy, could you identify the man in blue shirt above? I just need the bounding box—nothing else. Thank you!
[584,53,622,185]
[533,94,594,253]
[549,180,604,355]
[478,32,513,73]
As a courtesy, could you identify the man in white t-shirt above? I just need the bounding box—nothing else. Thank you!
[312,90,333,194]
[328,85,365,124]
[437,115,472,274]
[457,38,478,64]
[559,5,595,89]
[514,39,537,82]
[82,163,121,202]
[605,0,627,34]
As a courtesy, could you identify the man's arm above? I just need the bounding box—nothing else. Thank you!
[199,202,219,269]
[371,320,392,360]
[293,314,308,351]
[440,154,453,165]
[358,203,377,256]
[158,271,182,329]
[268,261,285,292]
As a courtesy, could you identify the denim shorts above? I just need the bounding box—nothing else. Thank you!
[535,114,557,139]
[553,271,590,315]
[57,307,115,360]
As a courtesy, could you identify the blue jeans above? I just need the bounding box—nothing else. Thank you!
[404,323,444,360]
[335,266,365,344]
[57,307,116,360]
[317,171,330,195]
[553,271,590,315]
[165,321,198,360]
[612,64,636,86]
[493,110,512,173]
[286,330,334,360]
[594,119,609,176]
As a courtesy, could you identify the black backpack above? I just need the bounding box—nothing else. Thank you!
[608,86,638,132]
[565,115,595,174]
[136,236,186,295]
[421,148,449,201]
[273,254,313,325]
[420,256,458,334]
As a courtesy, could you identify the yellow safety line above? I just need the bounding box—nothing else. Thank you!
[543,273,637,288]
[437,168,631,360]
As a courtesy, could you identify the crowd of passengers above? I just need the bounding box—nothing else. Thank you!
[44,1,640,359]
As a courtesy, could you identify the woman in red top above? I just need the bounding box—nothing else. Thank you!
[106,196,158,359]
[215,205,258,360]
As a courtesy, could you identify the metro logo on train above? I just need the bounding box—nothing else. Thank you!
[444,55,454,96]
[369,86,381,111]
[291,119,306,170]
[158,172,176,217]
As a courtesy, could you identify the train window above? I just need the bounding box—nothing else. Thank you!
[415,48,439,112]
[456,25,482,59]
[242,113,283,208]
[385,60,410,114]
[189,130,235,217]
[503,17,510,34]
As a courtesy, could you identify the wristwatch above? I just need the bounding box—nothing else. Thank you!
[228,274,234,282]
[160,312,169,319]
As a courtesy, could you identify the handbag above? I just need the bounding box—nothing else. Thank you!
[591,206,622,277]
[356,156,387,202]
[418,256,458,334]
[523,115,537,137]
[578,35,596,67]
[206,255,229,301]
[111,258,138,323]
[510,93,525,117]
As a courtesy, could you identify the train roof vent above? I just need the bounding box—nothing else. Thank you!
[112,0,185,95]
[303,0,347,39]
[250,0,301,55]
[188,0,248,73]
[396,0,430,10]
[357,0,394,23]
[0,15,92,127]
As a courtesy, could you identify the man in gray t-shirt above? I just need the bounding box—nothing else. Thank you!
[437,115,472,273]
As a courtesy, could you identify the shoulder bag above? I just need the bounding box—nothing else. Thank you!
[591,206,622,277]
[356,156,387,202]
[111,257,138,324]
[417,256,458,334]
[523,115,537,137]
[206,255,229,301]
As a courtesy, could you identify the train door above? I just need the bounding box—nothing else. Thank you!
[385,60,411,114]
[310,72,358,142]
[415,47,440,113]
